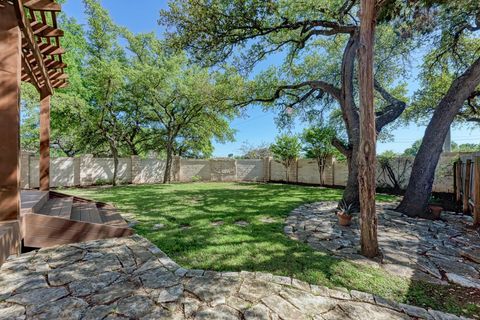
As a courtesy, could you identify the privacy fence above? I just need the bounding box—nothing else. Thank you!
[20,152,463,193]
[454,152,480,224]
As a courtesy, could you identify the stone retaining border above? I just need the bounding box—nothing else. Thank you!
[0,235,471,319]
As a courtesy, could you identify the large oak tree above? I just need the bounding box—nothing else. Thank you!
[160,0,410,208]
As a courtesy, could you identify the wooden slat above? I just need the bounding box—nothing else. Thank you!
[99,208,129,228]
[37,197,73,218]
[474,157,480,226]
[0,221,22,266]
[38,41,65,55]
[53,81,67,89]
[23,0,61,12]
[23,213,132,248]
[21,54,42,91]
[85,203,102,224]
[13,0,53,96]
[455,160,462,203]
[44,58,67,69]
[463,159,472,214]
[30,19,64,37]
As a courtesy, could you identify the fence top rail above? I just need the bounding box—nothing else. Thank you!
[459,152,480,162]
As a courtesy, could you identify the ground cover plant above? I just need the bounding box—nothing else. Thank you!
[64,182,479,317]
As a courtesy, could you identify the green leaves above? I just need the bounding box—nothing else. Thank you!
[301,126,337,160]
[270,134,302,164]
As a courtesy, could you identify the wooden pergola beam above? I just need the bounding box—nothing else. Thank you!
[0,2,22,222]
[23,0,61,12]
[13,0,53,97]
[38,42,65,56]
[39,95,51,191]
[30,19,64,37]
[21,54,41,92]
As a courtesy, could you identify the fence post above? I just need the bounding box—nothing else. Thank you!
[332,157,336,186]
[263,157,271,182]
[131,156,140,184]
[455,160,462,203]
[73,157,81,186]
[295,159,299,183]
[474,157,480,226]
[463,159,472,214]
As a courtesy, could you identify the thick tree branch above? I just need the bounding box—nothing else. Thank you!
[340,30,360,142]
[237,80,342,108]
[374,79,407,132]
[332,137,352,157]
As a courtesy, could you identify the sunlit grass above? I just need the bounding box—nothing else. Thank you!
[64,182,477,317]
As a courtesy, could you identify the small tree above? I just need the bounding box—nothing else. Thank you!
[270,135,302,182]
[302,126,337,185]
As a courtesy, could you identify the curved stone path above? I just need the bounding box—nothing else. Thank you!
[285,201,480,289]
[0,235,470,319]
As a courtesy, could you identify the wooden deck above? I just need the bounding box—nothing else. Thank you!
[20,191,133,249]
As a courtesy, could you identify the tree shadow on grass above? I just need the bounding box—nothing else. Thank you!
[63,183,406,298]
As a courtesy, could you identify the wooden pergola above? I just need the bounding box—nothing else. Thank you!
[0,0,66,261]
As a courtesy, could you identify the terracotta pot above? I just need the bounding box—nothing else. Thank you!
[337,213,352,226]
[429,205,443,220]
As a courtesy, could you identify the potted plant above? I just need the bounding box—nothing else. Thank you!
[428,196,443,219]
[336,201,355,226]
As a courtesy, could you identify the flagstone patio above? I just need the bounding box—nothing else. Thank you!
[285,202,480,289]
[0,235,470,319]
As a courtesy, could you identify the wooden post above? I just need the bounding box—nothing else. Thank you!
[463,159,472,214]
[473,157,480,226]
[39,94,51,191]
[358,0,379,258]
[0,3,22,221]
[332,157,336,186]
[455,160,462,203]
[294,159,297,183]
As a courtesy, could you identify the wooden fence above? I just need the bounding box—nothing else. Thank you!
[454,152,480,226]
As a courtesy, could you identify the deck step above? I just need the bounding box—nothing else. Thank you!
[21,191,49,214]
[71,202,102,224]
[99,207,129,227]
[37,197,74,218]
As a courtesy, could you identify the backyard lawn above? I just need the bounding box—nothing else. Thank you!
[64,182,478,317]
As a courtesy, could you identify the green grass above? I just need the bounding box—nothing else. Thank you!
[63,182,478,317]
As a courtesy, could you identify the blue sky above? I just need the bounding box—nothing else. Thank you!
[63,0,480,157]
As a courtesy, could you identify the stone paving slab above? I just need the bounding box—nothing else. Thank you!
[0,235,472,319]
[285,201,480,289]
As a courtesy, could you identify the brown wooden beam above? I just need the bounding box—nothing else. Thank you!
[0,2,22,222]
[39,94,51,191]
[30,19,64,37]
[13,0,53,96]
[44,58,67,69]
[455,160,462,203]
[474,157,480,226]
[463,159,472,214]
[21,53,41,92]
[23,0,61,12]
[38,41,65,56]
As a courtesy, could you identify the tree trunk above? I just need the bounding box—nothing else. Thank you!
[163,143,173,184]
[357,0,379,258]
[343,147,360,208]
[397,56,480,217]
[109,142,119,187]
[317,157,325,185]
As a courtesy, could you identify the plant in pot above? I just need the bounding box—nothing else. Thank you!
[336,201,356,226]
[428,196,443,220]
